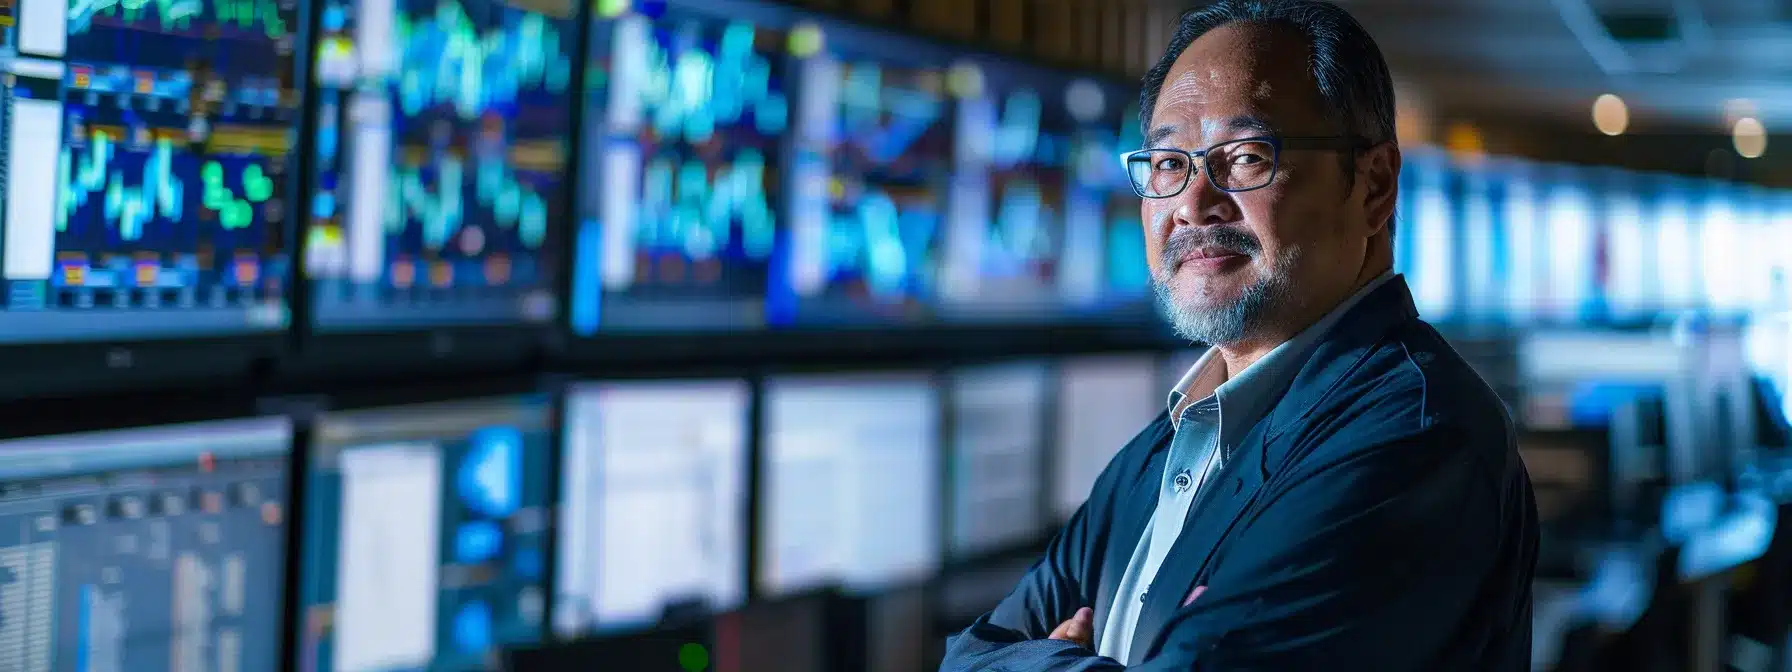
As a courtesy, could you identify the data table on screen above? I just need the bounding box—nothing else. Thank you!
[570,6,789,333]
[303,0,575,330]
[0,0,296,342]
[1054,355,1161,519]
[0,417,292,672]
[554,379,749,638]
[779,28,954,326]
[298,397,551,672]
[947,362,1048,559]
[760,374,940,596]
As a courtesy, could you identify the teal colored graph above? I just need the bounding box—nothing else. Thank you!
[636,21,787,143]
[59,131,282,240]
[637,151,774,260]
[58,132,181,242]
[395,0,572,119]
[390,156,549,250]
[67,0,289,38]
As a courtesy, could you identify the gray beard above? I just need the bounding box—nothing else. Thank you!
[1152,264,1292,345]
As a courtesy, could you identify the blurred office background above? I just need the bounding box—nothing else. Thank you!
[3,0,1790,671]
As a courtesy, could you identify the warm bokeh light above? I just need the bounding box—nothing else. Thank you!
[1734,117,1768,158]
[1592,94,1628,136]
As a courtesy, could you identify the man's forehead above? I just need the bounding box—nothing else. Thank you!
[1147,22,1321,144]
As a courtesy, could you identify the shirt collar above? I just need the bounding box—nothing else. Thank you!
[1166,271,1398,426]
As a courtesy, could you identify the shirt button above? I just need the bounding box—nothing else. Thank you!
[1173,471,1193,493]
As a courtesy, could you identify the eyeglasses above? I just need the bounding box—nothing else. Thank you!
[1120,135,1367,198]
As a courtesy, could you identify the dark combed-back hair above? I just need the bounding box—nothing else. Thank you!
[1139,0,1399,233]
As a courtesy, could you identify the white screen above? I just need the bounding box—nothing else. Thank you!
[333,443,443,672]
[1461,172,1501,320]
[1409,161,1454,320]
[1054,355,1161,519]
[948,362,1048,559]
[761,374,940,595]
[1543,182,1595,323]
[1656,190,1703,311]
[1502,176,1541,322]
[1603,188,1654,320]
[1701,189,1746,314]
[554,380,750,636]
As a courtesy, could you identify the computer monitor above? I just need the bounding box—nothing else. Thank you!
[1600,170,1658,324]
[1054,355,1162,519]
[1540,167,1598,324]
[760,373,940,595]
[0,0,295,343]
[0,416,292,669]
[776,20,955,326]
[303,0,576,330]
[1077,85,1149,312]
[568,3,790,333]
[1652,178,1703,313]
[1699,182,1748,316]
[935,61,1074,322]
[1397,148,1457,322]
[947,361,1048,560]
[554,379,750,638]
[297,395,552,672]
[1497,162,1542,323]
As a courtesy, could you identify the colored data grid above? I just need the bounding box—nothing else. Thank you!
[304,0,573,319]
[29,0,297,315]
[823,62,951,308]
[615,14,787,297]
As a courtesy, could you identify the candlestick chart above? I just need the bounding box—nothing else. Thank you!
[821,63,951,312]
[306,0,574,319]
[40,0,298,315]
[608,15,788,301]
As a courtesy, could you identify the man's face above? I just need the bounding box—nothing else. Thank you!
[1141,22,1389,345]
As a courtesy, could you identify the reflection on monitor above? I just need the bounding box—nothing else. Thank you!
[570,8,788,332]
[760,373,939,595]
[304,0,575,330]
[1054,355,1160,519]
[0,0,295,343]
[938,66,1073,321]
[948,362,1047,559]
[298,396,552,672]
[0,417,292,670]
[781,44,952,325]
[554,379,749,637]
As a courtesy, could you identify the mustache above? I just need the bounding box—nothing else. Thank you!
[1162,227,1262,268]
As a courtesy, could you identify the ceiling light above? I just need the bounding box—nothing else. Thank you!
[1734,117,1768,159]
[1592,94,1629,136]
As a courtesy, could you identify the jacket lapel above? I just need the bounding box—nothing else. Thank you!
[1090,419,1173,643]
[1123,276,1422,662]
[1124,421,1269,661]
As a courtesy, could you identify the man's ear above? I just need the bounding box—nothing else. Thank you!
[1359,143,1401,237]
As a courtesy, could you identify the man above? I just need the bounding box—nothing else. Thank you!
[940,1,1538,670]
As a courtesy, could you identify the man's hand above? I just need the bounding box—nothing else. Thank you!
[1048,607,1095,649]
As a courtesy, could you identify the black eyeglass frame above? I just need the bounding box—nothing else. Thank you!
[1119,135,1370,198]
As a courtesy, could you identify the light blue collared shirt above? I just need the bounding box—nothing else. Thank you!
[1096,271,1396,664]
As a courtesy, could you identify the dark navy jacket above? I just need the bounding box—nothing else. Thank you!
[942,277,1538,671]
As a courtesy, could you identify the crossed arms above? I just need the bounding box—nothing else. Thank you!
[940,426,1524,671]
